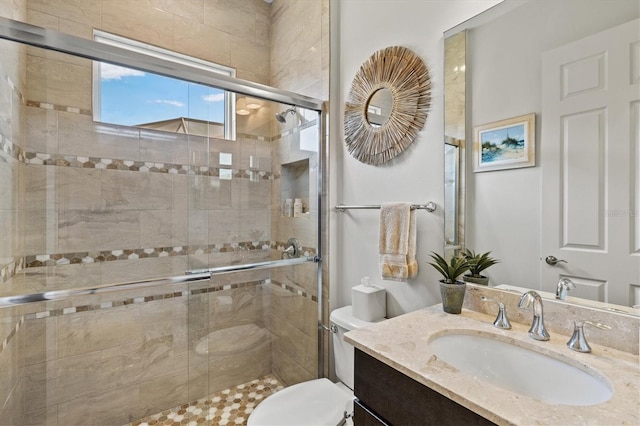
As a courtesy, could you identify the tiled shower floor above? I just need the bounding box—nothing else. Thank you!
[125,375,284,426]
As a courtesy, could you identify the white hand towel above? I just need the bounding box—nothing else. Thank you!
[379,202,418,281]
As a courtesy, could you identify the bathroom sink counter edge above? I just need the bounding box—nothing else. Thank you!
[344,305,639,426]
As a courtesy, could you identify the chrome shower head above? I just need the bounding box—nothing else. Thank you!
[275,113,287,123]
[275,107,296,124]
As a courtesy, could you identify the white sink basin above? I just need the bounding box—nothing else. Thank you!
[429,332,612,406]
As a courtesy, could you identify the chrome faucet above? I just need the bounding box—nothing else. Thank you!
[556,278,575,300]
[281,238,301,259]
[566,320,611,353]
[518,291,550,341]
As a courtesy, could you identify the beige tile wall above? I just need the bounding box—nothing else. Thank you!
[0,1,27,424]
[0,307,26,426]
[2,4,276,423]
[270,0,329,99]
[21,279,270,425]
[26,0,271,85]
[268,126,321,385]
[0,5,26,266]
[21,106,273,267]
[265,0,329,387]
[1,0,330,423]
[269,283,319,385]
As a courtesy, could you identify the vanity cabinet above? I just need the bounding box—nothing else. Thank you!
[354,349,495,426]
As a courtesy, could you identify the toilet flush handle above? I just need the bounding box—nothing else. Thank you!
[320,323,338,333]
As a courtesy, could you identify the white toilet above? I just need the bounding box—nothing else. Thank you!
[247,305,384,426]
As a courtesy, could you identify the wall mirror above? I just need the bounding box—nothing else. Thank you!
[344,46,431,165]
[366,88,393,127]
[444,0,640,315]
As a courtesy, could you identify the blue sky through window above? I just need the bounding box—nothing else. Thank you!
[99,63,226,127]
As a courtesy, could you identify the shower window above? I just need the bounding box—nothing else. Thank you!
[93,30,236,139]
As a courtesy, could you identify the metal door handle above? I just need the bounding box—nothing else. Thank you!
[545,255,567,266]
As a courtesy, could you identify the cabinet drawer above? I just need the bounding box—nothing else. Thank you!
[354,399,389,426]
[354,349,495,426]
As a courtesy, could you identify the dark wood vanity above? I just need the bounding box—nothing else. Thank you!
[353,349,495,426]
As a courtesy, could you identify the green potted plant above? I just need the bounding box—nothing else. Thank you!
[428,252,470,314]
[461,249,499,286]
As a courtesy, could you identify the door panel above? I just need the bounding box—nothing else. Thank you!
[561,109,606,250]
[541,19,640,306]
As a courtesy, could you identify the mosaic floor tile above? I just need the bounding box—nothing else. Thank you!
[125,375,284,426]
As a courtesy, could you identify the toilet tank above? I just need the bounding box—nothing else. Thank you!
[330,305,385,389]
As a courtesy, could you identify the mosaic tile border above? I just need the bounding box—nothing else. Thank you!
[24,241,315,268]
[23,279,267,321]
[24,151,277,179]
[26,100,91,115]
[0,122,277,182]
[273,280,318,303]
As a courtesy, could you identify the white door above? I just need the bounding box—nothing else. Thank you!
[540,19,640,306]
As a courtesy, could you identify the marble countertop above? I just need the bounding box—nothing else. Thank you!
[344,306,639,426]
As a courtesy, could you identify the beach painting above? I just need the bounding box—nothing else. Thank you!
[474,113,536,172]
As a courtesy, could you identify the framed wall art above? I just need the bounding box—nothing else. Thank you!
[473,113,535,172]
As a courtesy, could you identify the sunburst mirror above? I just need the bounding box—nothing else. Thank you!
[344,46,431,165]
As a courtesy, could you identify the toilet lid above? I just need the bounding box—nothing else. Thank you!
[247,378,353,426]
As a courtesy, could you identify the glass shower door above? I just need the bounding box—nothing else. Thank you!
[0,17,324,425]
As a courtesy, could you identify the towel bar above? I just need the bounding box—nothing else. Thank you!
[335,202,436,213]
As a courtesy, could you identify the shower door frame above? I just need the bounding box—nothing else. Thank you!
[0,16,327,378]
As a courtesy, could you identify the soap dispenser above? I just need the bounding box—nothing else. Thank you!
[351,276,386,321]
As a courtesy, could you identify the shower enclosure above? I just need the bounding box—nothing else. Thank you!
[0,16,325,426]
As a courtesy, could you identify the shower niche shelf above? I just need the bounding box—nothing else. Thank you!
[281,159,310,218]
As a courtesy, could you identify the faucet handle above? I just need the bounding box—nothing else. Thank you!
[481,297,512,330]
[566,320,611,353]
